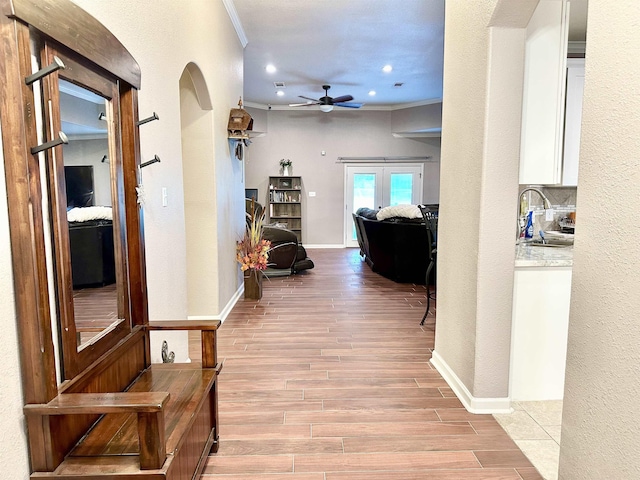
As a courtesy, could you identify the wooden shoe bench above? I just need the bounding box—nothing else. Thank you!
[24,322,221,479]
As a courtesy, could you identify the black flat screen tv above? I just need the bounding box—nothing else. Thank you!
[65,165,95,207]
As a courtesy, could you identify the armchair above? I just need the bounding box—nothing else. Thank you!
[245,198,314,276]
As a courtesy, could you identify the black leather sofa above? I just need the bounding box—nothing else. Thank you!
[353,207,436,284]
[68,220,116,288]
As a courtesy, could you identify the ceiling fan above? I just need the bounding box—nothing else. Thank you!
[289,85,363,112]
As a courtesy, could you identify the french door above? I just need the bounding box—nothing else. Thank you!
[345,164,423,247]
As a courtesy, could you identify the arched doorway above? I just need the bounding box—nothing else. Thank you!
[179,63,219,318]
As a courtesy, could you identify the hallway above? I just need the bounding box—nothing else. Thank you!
[202,248,541,479]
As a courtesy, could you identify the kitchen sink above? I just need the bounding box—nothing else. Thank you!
[530,243,570,248]
[522,241,571,248]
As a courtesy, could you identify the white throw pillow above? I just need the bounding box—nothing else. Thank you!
[376,204,422,220]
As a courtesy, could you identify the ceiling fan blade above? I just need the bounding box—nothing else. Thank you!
[331,95,354,103]
[298,95,320,102]
[289,101,320,107]
[334,102,363,109]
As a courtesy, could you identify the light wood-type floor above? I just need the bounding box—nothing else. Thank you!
[201,248,542,479]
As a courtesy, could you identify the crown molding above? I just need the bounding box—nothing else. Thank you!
[222,0,248,48]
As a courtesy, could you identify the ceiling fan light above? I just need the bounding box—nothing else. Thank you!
[320,104,333,113]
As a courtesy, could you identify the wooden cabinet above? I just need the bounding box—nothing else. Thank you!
[519,0,570,185]
[268,176,303,242]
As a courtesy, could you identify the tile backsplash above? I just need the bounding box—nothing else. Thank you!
[518,185,577,235]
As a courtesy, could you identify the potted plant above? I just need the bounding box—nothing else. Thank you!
[279,158,292,176]
[236,209,271,299]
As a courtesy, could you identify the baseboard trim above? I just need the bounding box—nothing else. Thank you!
[187,283,244,324]
[430,350,513,414]
[303,244,345,249]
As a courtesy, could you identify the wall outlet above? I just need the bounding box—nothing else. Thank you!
[545,208,554,221]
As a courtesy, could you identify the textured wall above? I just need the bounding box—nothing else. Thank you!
[244,109,441,245]
[436,0,536,401]
[0,137,30,479]
[560,0,640,477]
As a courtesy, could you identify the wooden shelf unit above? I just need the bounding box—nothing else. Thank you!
[268,176,303,242]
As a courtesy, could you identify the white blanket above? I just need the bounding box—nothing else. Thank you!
[67,206,113,223]
[376,204,422,220]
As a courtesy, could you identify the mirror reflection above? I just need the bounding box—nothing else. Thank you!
[59,79,122,350]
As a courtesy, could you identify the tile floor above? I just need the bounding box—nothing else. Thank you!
[494,401,563,480]
[199,248,544,478]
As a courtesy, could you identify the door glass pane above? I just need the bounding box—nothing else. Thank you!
[389,173,413,206]
[353,173,376,211]
[352,173,376,240]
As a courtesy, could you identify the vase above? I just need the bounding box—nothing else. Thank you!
[244,270,263,299]
[282,165,290,176]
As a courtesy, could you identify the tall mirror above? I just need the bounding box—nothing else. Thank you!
[41,43,132,377]
[59,79,121,350]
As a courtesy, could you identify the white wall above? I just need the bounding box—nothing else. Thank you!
[0,132,30,479]
[433,0,538,409]
[244,109,441,245]
[559,0,640,477]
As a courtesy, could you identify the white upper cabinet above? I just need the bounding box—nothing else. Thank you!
[562,58,585,186]
[519,0,570,185]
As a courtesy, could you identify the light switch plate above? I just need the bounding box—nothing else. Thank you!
[309,191,316,197]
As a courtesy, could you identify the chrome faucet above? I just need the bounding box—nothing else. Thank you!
[518,187,552,240]
[519,187,551,210]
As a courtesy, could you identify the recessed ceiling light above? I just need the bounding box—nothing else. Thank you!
[266,64,277,73]
[276,90,285,97]
[382,65,393,73]
[368,90,376,96]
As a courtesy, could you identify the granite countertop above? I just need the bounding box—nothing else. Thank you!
[515,243,574,267]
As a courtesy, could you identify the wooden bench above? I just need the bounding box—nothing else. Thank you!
[24,321,221,479]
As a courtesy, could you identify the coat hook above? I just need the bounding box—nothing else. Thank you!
[31,132,68,155]
[101,155,109,163]
[98,112,107,121]
[25,56,65,86]
[140,155,161,168]
[137,112,159,126]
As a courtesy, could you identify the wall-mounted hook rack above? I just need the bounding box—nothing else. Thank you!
[140,155,161,168]
[25,56,65,86]
[31,132,68,155]
[137,112,159,126]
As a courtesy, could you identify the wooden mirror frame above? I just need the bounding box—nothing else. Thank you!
[41,42,133,378]
[0,0,146,399]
